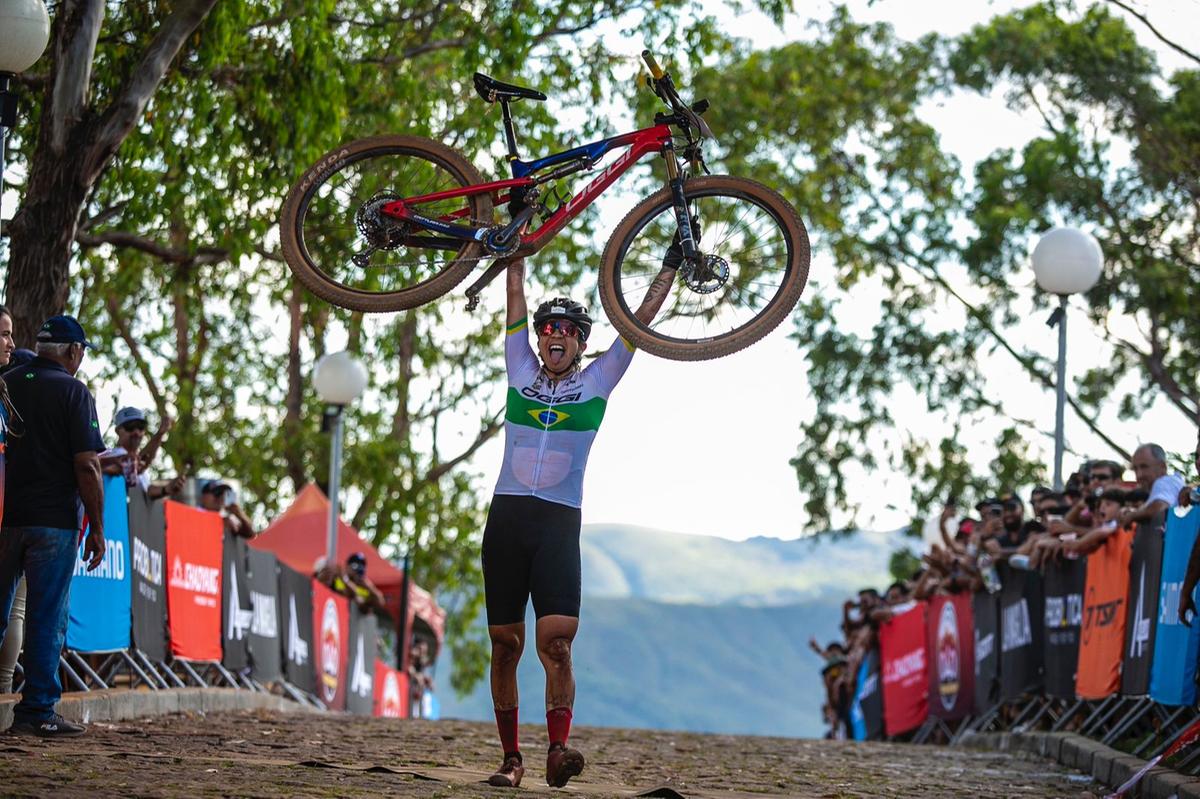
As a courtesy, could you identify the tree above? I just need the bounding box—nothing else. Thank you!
[690,3,1197,532]
[2,0,780,694]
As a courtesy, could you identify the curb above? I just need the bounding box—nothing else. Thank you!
[0,687,307,729]
[962,731,1200,799]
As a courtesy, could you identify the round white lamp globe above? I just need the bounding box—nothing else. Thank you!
[0,0,52,74]
[1031,227,1103,296]
[313,351,368,406]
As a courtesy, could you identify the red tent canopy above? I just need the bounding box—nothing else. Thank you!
[251,484,446,648]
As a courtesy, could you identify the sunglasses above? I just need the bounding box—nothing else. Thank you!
[121,423,148,433]
[1092,473,1115,482]
[537,320,579,338]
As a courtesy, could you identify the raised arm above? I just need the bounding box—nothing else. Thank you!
[138,415,173,470]
[506,258,527,328]
[633,264,679,325]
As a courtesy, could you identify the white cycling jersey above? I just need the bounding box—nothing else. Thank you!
[493,316,636,508]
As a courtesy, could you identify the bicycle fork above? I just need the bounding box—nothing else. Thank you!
[662,141,699,261]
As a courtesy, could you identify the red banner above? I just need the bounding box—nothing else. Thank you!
[312,580,349,710]
[880,601,929,736]
[1076,527,1133,700]
[164,501,224,660]
[374,659,409,719]
[927,593,974,720]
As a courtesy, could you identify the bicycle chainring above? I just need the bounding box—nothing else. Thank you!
[680,253,730,294]
[483,224,521,256]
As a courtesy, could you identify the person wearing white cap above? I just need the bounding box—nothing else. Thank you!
[99,407,181,499]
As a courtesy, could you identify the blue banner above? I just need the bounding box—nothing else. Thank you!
[1150,507,1200,706]
[67,476,132,652]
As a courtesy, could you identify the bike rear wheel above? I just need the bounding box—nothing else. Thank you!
[598,176,810,360]
[280,135,495,313]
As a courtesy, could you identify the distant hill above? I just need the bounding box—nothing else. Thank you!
[580,523,896,605]
[436,524,902,739]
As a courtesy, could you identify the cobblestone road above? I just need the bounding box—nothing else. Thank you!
[0,710,1099,798]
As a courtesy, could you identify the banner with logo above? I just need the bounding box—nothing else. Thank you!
[998,565,1044,700]
[1120,519,1164,696]
[246,549,282,682]
[312,580,350,710]
[879,601,928,736]
[927,592,974,720]
[277,564,316,693]
[221,532,253,670]
[1076,527,1134,699]
[849,648,883,741]
[1042,557,1085,699]
[346,608,378,715]
[374,659,409,718]
[165,501,224,661]
[127,488,168,661]
[67,475,132,652]
[972,591,1000,714]
[1151,508,1200,706]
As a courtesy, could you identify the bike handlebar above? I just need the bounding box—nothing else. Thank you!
[641,49,665,80]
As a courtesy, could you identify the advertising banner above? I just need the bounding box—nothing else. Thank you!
[374,659,409,718]
[1042,558,1086,699]
[1076,527,1134,699]
[67,475,132,652]
[222,532,253,670]
[278,564,316,693]
[127,487,168,660]
[347,608,378,715]
[972,591,999,715]
[849,648,883,741]
[246,549,282,682]
[927,592,974,720]
[312,580,350,710]
[999,564,1044,700]
[879,601,928,737]
[165,501,224,661]
[1121,519,1165,696]
[1151,508,1200,706]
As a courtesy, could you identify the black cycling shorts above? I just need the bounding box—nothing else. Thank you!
[482,494,582,625]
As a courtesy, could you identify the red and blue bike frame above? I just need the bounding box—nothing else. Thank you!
[379,123,675,257]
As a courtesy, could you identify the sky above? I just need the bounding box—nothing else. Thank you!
[12,0,1198,545]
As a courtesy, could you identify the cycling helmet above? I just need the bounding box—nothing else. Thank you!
[532,298,592,342]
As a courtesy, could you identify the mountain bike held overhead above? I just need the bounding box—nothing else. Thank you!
[280,49,811,360]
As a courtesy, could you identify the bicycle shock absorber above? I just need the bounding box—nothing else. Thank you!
[662,141,697,260]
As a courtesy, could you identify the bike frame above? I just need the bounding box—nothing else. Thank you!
[379,123,674,256]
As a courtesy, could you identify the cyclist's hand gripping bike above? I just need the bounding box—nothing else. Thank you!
[280,50,810,360]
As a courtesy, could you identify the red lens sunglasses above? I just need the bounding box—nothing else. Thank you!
[536,319,579,338]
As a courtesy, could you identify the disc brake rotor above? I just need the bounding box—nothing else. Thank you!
[679,253,730,294]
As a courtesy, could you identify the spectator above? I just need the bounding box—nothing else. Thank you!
[99,407,182,500]
[341,552,388,617]
[198,479,257,539]
[1119,443,1186,530]
[0,315,106,737]
[0,308,19,694]
[408,636,436,718]
[1178,432,1200,509]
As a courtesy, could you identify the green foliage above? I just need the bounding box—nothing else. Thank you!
[888,547,922,584]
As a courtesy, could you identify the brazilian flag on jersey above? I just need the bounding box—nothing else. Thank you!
[505,389,608,432]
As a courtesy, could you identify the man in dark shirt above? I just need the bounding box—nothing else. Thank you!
[0,315,106,737]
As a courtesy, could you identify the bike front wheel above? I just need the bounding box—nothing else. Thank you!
[280,135,495,313]
[598,176,810,360]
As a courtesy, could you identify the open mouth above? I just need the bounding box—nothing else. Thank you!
[547,343,567,366]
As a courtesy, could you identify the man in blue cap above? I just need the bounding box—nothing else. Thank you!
[0,315,106,737]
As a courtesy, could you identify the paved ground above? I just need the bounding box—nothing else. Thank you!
[0,709,1099,798]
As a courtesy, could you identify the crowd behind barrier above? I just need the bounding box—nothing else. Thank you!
[817,447,1200,783]
[44,477,420,718]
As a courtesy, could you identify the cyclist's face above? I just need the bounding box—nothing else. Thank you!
[537,323,585,373]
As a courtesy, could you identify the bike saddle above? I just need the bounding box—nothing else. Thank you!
[473,72,547,103]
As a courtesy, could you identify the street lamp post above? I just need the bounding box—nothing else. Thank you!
[1031,227,1103,491]
[312,351,368,566]
[0,0,52,246]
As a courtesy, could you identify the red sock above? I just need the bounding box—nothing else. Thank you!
[547,707,572,748]
[495,707,519,756]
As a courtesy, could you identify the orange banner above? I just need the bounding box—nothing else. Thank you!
[374,659,409,718]
[1075,527,1134,699]
[164,501,224,661]
[312,580,350,710]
